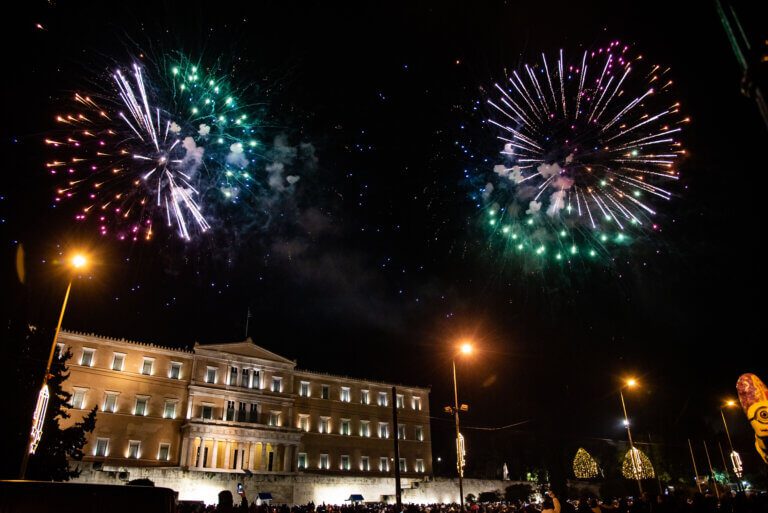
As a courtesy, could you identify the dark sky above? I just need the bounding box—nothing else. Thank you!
[2,1,766,478]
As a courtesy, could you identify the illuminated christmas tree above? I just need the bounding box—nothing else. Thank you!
[573,447,599,479]
[622,447,655,479]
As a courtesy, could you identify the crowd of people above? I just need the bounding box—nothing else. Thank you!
[176,488,767,513]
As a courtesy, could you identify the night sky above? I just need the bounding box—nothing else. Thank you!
[2,1,766,482]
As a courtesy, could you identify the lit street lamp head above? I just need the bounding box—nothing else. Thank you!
[725,399,737,408]
[459,342,473,356]
[71,254,88,269]
[626,378,638,388]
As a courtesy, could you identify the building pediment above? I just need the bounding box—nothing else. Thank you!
[194,338,295,366]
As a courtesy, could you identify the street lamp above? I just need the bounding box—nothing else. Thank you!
[447,341,473,511]
[20,252,90,478]
[438,342,474,511]
[720,399,744,489]
[620,377,643,494]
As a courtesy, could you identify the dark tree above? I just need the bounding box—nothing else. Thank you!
[26,348,97,481]
[504,483,533,502]
[478,490,502,503]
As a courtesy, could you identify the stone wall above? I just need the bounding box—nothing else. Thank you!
[72,463,521,506]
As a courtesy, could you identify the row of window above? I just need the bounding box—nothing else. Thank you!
[297,415,424,441]
[71,389,180,419]
[205,367,283,393]
[297,453,425,473]
[201,402,283,427]
[298,382,423,410]
[93,438,171,461]
[72,346,184,379]
[70,347,423,411]
[72,389,425,439]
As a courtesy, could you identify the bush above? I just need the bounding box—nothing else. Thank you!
[478,491,502,503]
[504,484,533,502]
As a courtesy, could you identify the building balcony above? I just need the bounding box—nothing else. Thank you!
[224,409,260,424]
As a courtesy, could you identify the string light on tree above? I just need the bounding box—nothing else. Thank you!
[622,447,655,480]
[572,447,599,479]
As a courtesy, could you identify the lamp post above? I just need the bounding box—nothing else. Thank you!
[448,342,472,511]
[620,378,643,494]
[721,399,744,490]
[19,252,89,479]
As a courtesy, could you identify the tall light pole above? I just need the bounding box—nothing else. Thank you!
[702,441,720,500]
[20,252,89,479]
[720,399,744,490]
[688,439,703,493]
[620,378,643,494]
[448,342,472,511]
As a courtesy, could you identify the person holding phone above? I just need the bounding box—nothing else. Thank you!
[216,487,248,512]
[542,490,561,513]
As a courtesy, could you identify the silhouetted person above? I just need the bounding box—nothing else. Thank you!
[629,493,650,513]
[217,490,248,512]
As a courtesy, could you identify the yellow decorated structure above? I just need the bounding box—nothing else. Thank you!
[736,373,768,464]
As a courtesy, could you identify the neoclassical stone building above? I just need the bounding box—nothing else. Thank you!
[57,331,432,479]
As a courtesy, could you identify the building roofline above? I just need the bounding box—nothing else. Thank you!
[294,368,431,392]
[194,338,297,366]
[59,331,431,391]
[59,330,194,354]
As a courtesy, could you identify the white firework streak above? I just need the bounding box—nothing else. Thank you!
[594,65,631,123]
[575,186,582,216]
[542,53,558,113]
[112,63,210,239]
[487,44,685,243]
[600,88,655,133]
[511,71,545,122]
[587,53,613,122]
[575,51,588,119]
[526,64,550,116]
[558,49,567,116]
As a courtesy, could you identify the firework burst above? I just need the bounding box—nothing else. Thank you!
[46,55,266,241]
[482,41,688,262]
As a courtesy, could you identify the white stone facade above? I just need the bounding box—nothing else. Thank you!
[72,462,517,505]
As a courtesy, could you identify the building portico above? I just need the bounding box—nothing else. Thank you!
[181,422,301,473]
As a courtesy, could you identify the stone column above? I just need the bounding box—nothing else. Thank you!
[249,443,257,471]
[189,438,199,467]
[283,444,292,473]
[271,444,279,472]
[196,438,205,469]
[261,443,268,471]
[180,437,189,468]
[224,440,231,469]
[211,439,219,469]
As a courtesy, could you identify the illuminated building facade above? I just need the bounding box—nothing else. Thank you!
[57,331,432,478]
